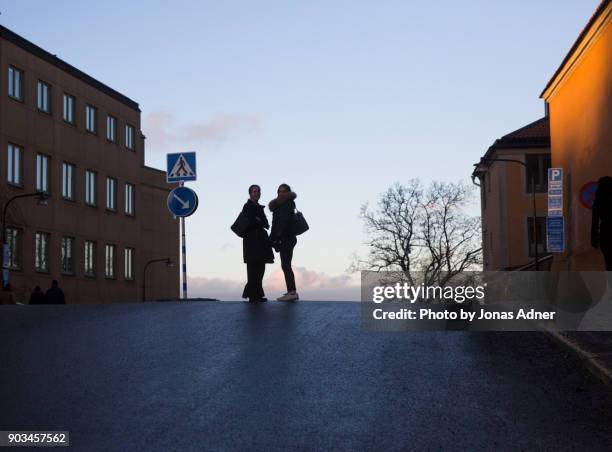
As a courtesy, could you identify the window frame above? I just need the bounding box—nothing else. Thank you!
[527,216,548,258]
[106,115,117,143]
[124,247,135,281]
[125,124,135,151]
[35,153,50,194]
[105,244,116,279]
[34,231,50,273]
[8,65,24,102]
[106,176,117,211]
[63,93,76,125]
[524,153,551,194]
[124,182,135,216]
[84,240,96,277]
[85,104,97,134]
[5,227,23,270]
[7,143,23,187]
[60,236,75,275]
[85,169,97,207]
[61,162,75,201]
[37,80,51,114]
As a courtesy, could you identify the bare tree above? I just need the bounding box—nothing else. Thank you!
[356,179,482,286]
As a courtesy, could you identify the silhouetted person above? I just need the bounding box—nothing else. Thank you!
[44,280,66,304]
[29,286,45,305]
[241,184,274,302]
[269,184,299,301]
[591,176,612,270]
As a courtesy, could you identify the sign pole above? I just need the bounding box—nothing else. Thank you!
[180,181,188,300]
[166,151,198,301]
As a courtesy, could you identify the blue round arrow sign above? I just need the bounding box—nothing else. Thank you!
[167,186,199,217]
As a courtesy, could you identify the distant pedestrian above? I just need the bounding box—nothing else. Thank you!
[29,286,45,305]
[269,184,299,302]
[44,280,66,304]
[241,184,274,302]
[592,176,612,270]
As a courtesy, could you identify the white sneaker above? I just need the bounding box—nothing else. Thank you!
[277,292,299,302]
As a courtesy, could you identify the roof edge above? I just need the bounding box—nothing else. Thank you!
[0,25,140,111]
[540,0,612,99]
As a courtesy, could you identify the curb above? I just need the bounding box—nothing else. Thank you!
[545,329,612,386]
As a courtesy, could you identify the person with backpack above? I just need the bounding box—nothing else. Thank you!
[269,184,300,301]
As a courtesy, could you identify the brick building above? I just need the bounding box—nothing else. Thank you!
[1,25,179,303]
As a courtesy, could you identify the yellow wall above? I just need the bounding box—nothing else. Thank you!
[544,5,612,270]
[481,149,548,270]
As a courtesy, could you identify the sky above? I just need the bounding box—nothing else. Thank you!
[1,0,601,300]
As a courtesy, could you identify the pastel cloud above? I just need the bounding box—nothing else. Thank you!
[143,111,260,148]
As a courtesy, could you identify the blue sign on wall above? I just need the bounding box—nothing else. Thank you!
[167,152,197,183]
[167,186,199,217]
[547,216,564,253]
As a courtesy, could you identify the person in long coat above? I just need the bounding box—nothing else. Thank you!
[592,176,612,270]
[242,184,274,302]
[269,183,299,302]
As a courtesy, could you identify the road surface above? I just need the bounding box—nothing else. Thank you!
[1,301,612,451]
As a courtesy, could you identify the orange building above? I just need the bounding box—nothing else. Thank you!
[541,0,612,270]
[472,118,550,270]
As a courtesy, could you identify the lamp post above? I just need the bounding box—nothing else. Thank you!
[2,191,49,286]
[142,258,174,302]
[474,158,540,271]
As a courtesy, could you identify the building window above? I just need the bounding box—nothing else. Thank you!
[84,241,96,276]
[106,115,117,142]
[7,143,22,186]
[63,94,75,124]
[85,105,97,133]
[106,177,117,211]
[62,162,75,200]
[527,217,547,258]
[125,183,135,216]
[105,244,116,278]
[35,231,50,272]
[125,124,134,150]
[8,66,23,101]
[525,154,551,193]
[60,236,75,274]
[36,154,50,193]
[85,170,97,206]
[5,227,22,270]
[37,81,51,113]
[125,247,135,280]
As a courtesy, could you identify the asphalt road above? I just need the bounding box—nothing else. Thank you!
[1,301,612,451]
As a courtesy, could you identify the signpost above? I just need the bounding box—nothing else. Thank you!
[167,152,197,183]
[167,187,199,218]
[167,152,199,300]
[547,168,564,253]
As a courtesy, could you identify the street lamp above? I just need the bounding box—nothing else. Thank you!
[474,158,541,271]
[143,258,174,302]
[2,191,49,286]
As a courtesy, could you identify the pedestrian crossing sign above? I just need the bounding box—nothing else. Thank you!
[167,152,197,183]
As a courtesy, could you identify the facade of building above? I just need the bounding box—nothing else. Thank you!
[473,118,550,270]
[1,26,180,303]
[541,0,612,271]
